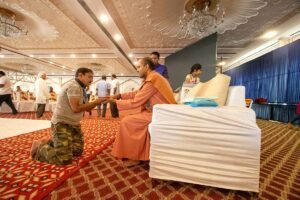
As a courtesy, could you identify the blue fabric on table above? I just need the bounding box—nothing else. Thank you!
[184,98,218,107]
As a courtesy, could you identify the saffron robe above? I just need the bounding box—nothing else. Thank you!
[111,72,176,160]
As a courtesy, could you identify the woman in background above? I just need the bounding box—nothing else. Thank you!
[185,63,202,84]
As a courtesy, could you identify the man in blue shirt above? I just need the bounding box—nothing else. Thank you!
[150,51,169,79]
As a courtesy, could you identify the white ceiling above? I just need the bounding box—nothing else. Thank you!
[0,0,299,76]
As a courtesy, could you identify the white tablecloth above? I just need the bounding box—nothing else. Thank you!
[0,101,57,113]
[149,104,261,192]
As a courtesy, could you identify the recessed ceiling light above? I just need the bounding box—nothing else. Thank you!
[262,31,277,39]
[49,61,53,64]
[133,61,138,65]
[71,54,76,58]
[100,14,108,23]
[29,54,34,57]
[128,53,133,58]
[92,54,96,58]
[0,55,4,58]
[51,54,56,58]
[113,34,122,41]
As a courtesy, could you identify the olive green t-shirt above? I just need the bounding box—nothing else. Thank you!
[51,80,84,125]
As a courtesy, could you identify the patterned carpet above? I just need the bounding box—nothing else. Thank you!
[0,111,119,200]
[42,120,300,200]
[1,112,300,199]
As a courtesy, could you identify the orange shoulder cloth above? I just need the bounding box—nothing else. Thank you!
[144,71,177,104]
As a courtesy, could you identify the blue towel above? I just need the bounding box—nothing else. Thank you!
[184,98,218,107]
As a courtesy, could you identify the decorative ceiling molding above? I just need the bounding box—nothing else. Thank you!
[49,0,109,49]
[218,0,300,47]
[0,0,103,49]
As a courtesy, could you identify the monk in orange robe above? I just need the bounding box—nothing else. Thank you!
[109,57,176,163]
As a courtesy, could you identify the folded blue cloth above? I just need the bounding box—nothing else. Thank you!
[184,98,218,107]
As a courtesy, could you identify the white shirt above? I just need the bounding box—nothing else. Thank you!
[97,80,110,97]
[0,76,12,95]
[110,78,120,95]
[35,78,50,104]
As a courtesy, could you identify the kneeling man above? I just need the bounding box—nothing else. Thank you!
[31,68,105,165]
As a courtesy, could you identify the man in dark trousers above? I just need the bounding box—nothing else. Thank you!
[0,71,18,115]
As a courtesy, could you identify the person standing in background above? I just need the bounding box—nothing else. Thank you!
[96,75,110,117]
[150,51,169,79]
[0,71,18,115]
[49,86,57,101]
[110,74,120,118]
[35,72,50,118]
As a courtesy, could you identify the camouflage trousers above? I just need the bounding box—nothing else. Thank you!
[33,122,84,165]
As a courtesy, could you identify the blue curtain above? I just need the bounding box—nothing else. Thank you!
[225,39,300,104]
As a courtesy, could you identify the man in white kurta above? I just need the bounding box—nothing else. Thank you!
[35,72,50,118]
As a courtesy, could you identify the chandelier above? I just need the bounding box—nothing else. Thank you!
[0,7,28,38]
[178,0,225,39]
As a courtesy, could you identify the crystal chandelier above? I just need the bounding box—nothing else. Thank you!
[178,0,225,39]
[0,7,28,38]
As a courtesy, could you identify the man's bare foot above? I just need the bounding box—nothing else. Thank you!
[122,159,141,167]
[30,140,41,158]
[40,136,49,145]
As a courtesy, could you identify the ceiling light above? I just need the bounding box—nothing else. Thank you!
[133,61,138,65]
[29,54,34,57]
[128,53,133,58]
[51,54,56,58]
[218,61,226,66]
[0,55,4,58]
[49,61,53,64]
[100,15,108,23]
[113,34,122,41]
[262,31,277,39]
[92,54,96,58]
[71,54,76,58]
[72,69,75,71]
[0,8,28,38]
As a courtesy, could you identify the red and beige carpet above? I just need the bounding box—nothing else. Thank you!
[0,112,119,200]
[1,112,300,199]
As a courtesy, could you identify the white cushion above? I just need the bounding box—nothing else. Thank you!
[225,86,246,107]
[186,74,231,106]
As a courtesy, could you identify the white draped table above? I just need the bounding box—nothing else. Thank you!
[0,101,57,113]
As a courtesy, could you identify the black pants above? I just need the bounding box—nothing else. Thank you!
[97,103,107,117]
[110,101,119,118]
[36,104,46,118]
[0,94,18,114]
